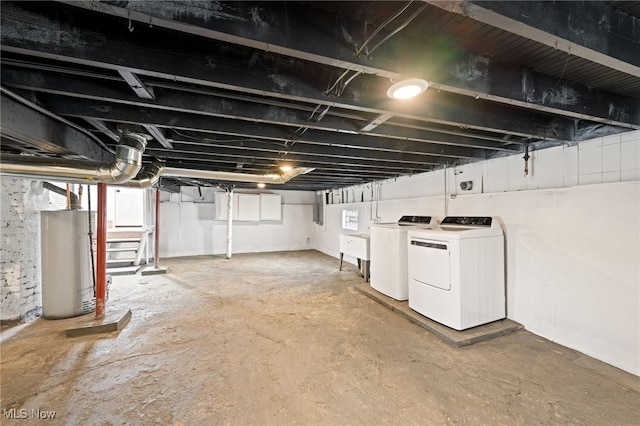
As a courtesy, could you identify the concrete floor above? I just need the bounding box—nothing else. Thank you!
[1,250,639,425]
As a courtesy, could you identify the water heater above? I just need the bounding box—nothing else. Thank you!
[41,210,96,319]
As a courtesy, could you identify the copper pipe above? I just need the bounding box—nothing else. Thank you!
[65,184,71,210]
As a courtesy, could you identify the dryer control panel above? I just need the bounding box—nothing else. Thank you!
[440,216,492,226]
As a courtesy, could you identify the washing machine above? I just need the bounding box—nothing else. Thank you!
[407,216,505,330]
[370,215,434,300]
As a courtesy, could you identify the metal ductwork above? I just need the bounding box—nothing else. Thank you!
[121,163,164,188]
[1,128,313,186]
[0,132,146,184]
[160,166,315,184]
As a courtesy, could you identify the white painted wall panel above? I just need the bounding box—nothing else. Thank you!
[483,157,509,193]
[552,184,639,375]
[579,146,603,176]
[314,131,640,375]
[602,144,621,174]
[507,154,528,191]
[159,199,314,258]
[563,145,579,187]
[535,147,564,189]
[621,140,640,172]
[158,202,181,258]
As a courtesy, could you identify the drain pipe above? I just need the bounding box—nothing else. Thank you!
[0,132,146,183]
[226,187,233,259]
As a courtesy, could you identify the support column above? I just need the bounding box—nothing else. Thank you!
[226,188,233,259]
[154,188,160,268]
[95,182,107,318]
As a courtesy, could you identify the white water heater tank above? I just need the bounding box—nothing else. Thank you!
[41,210,96,319]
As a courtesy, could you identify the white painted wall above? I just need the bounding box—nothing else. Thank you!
[314,130,640,376]
[158,188,315,257]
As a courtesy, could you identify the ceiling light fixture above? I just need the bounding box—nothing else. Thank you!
[257,183,266,189]
[386,78,429,100]
[279,165,293,172]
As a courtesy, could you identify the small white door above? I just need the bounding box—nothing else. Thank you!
[408,238,451,290]
[114,188,144,227]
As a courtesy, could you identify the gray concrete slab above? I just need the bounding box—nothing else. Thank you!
[106,265,141,276]
[354,282,522,347]
[65,308,132,337]
[140,265,168,275]
[1,251,638,425]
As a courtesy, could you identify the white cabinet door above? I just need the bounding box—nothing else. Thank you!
[237,193,260,221]
[214,192,239,220]
[260,194,282,221]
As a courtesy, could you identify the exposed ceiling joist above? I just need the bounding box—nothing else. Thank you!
[143,125,173,149]
[427,0,640,77]
[1,1,638,191]
[118,69,155,100]
[0,91,110,161]
[52,0,640,129]
[0,66,519,154]
[0,16,576,142]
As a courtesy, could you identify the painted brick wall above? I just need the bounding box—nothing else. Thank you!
[1,178,49,321]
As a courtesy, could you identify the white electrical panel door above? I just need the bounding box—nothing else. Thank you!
[260,194,282,221]
[237,193,260,221]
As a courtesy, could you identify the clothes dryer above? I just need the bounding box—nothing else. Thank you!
[370,216,434,300]
[407,216,505,330]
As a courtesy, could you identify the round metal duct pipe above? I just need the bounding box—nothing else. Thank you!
[161,166,315,184]
[0,132,146,184]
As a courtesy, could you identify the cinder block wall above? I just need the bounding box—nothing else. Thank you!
[0,178,49,321]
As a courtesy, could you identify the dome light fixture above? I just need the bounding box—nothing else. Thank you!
[387,78,429,100]
[257,183,266,188]
[279,164,293,172]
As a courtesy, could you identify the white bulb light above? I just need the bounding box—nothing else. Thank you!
[257,183,266,188]
[387,78,429,100]
[279,165,293,172]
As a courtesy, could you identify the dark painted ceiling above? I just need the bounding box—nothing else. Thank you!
[1,1,639,191]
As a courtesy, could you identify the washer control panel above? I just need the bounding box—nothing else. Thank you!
[440,216,492,226]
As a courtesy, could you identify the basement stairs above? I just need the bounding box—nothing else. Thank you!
[106,228,150,276]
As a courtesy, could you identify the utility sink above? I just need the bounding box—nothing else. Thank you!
[339,234,370,282]
[339,234,370,260]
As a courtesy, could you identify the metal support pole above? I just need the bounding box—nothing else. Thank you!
[154,188,160,268]
[226,188,233,259]
[96,182,107,318]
